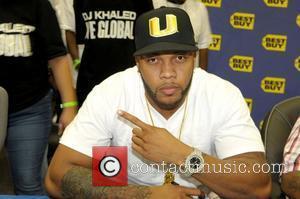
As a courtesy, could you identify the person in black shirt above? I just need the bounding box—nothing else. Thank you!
[0,0,77,195]
[55,0,153,105]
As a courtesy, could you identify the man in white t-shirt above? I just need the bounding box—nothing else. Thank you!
[281,116,300,198]
[45,7,271,198]
[153,0,212,70]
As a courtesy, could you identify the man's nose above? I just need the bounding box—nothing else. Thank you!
[160,61,176,79]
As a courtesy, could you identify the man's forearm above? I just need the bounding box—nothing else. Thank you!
[281,171,300,199]
[198,48,208,70]
[49,55,76,103]
[191,152,271,198]
[66,30,80,60]
[61,166,152,199]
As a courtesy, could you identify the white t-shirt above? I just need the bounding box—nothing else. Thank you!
[54,0,75,31]
[60,66,264,187]
[152,0,212,49]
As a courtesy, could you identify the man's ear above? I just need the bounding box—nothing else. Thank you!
[193,51,197,57]
[135,56,140,72]
[135,56,139,64]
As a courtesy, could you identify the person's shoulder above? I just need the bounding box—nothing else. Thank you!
[189,0,207,10]
[85,66,140,107]
[193,69,248,115]
[104,66,139,84]
[195,68,239,90]
[291,116,300,132]
[183,1,209,20]
[193,68,242,99]
[92,66,140,94]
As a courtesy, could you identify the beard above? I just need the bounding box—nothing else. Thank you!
[140,75,193,110]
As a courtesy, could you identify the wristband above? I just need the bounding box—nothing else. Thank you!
[73,59,81,70]
[60,101,78,109]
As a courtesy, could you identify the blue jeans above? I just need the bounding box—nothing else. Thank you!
[6,91,52,195]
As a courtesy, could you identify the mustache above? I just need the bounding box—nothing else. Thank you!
[158,83,180,90]
[140,73,193,110]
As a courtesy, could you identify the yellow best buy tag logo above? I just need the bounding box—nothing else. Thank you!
[297,15,300,28]
[262,34,287,52]
[244,98,253,113]
[209,34,222,51]
[229,55,254,73]
[230,13,255,30]
[149,14,178,37]
[263,0,288,8]
[198,0,222,8]
[261,77,286,94]
[295,56,300,71]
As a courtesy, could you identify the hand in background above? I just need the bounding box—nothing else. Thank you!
[58,107,77,135]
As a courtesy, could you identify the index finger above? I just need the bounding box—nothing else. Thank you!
[118,110,149,129]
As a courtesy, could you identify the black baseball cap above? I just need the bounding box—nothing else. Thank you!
[133,7,198,56]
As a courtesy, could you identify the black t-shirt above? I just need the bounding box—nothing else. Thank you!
[0,0,67,113]
[73,0,153,104]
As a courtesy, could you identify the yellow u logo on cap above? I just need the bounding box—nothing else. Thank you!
[149,14,178,37]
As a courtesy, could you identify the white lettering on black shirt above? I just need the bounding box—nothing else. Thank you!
[82,10,136,40]
[0,23,35,57]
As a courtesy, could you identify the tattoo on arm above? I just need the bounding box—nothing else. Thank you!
[61,166,152,199]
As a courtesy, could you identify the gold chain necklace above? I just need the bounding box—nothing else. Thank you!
[145,96,188,184]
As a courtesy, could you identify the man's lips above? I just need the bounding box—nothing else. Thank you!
[159,86,179,96]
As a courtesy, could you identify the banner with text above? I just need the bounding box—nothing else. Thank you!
[201,0,300,126]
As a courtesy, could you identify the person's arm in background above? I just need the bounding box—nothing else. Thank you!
[197,3,212,71]
[49,55,77,134]
[54,0,80,70]
[66,30,80,70]
[281,117,300,198]
[199,48,209,70]
[38,0,78,133]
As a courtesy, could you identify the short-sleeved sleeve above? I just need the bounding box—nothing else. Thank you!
[36,0,66,59]
[282,117,300,173]
[195,3,212,49]
[54,0,75,32]
[60,83,116,157]
[213,82,265,159]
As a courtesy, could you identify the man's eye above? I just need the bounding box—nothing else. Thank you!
[147,57,157,64]
[176,55,186,62]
